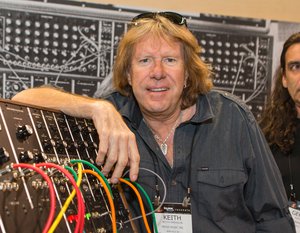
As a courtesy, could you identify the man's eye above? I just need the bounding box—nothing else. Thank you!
[139,58,150,64]
[288,61,300,71]
[163,57,177,64]
[140,58,149,63]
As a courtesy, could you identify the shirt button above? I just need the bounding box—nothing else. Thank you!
[171,180,177,186]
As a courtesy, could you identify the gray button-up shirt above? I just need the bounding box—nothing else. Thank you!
[106,90,295,233]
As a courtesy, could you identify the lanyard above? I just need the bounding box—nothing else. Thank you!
[288,154,296,202]
[182,124,197,207]
[143,120,198,207]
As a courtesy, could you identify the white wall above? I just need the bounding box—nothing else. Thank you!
[84,0,300,23]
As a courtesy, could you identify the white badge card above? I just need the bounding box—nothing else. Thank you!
[289,207,300,232]
[155,202,193,233]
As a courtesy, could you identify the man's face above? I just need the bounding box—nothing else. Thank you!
[282,43,300,116]
[128,35,186,117]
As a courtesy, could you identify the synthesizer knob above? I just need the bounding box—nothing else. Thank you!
[53,32,59,39]
[19,150,34,163]
[43,40,50,46]
[33,47,39,53]
[6,18,12,25]
[88,141,98,150]
[15,37,21,44]
[77,141,88,151]
[52,49,58,56]
[24,46,29,53]
[44,22,50,29]
[0,147,10,164]
[25,20,31,27]
[63,25,69,31]
[5,36,11,43]
[44,31,50,37]
[43,139,56,151]
[34,31,40,36]
[35,21,41,28]
[33,152,47,163]
[5,27,12,34]
[80,126,90,135]
[56,140,67,152]
[53,41,59,47]
[16,125,33,139]
[69,141,79,150]
[71,125,80,134]
[15,28,21,35]
[15,19,22,26]
[53,23,59,30]
[14,45,20,52]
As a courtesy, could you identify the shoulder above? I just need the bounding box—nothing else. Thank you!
[103,91,129,110]
[205,89,256,123]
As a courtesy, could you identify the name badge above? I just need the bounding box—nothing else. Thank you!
[155,202,193,233]
[289,207,300,232]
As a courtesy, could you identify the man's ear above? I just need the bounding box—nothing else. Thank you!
[184,71,188,88]
[127,73,132,85]
[282,73,288,88]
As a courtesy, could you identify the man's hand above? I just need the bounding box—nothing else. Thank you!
[91,101,140,183]
[12,86,140,183]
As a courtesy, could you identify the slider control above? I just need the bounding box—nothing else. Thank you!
[0,147,9,164]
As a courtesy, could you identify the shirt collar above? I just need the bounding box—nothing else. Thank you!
[191,93,215,123]
[119,93,215,128]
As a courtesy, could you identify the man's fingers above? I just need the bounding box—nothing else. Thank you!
[101,135,118,176]
[110,160,128,184]
[96,130,109,165]
[128,135,140,182]
[109,133,129,183]
[93,109,140,183]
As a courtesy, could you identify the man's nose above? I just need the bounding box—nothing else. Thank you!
[150,60,165,79]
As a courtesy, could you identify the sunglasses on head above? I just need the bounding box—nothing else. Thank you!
[131,11,187,27]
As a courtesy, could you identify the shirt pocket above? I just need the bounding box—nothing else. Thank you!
[196,169,247,222]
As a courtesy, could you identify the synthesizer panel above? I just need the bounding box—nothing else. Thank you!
[0,0,131,99]
[0,0,273,119]
[0,98,137,233]
[195,30,273,117]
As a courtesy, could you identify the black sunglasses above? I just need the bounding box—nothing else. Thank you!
[131,11,187,27]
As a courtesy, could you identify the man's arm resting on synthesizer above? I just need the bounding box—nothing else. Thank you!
[11,86,140,183]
